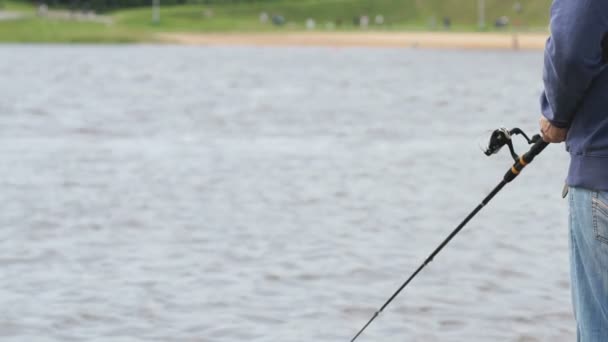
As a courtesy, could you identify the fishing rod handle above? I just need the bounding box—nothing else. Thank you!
[503,134,549,183]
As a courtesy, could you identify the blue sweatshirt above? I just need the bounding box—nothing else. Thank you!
[541,0,608,190]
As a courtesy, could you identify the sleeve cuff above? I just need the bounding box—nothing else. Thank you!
[541,92,571,129]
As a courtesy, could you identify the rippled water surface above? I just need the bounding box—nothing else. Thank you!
[0,45,571,341]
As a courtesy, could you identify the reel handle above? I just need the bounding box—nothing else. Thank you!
[503,134,549,183]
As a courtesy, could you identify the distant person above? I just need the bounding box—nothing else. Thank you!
[271,15,284,26]
[259,12,269,24]
[539,0,608,341]
[513,2,523,14]
[494,16,509,29]
[442,17,451,29]
[37,2,48,17]
[305,18,315,30]
[359,15,369,29]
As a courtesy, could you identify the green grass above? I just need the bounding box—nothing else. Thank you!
[0,17,152,43]
[2,0,35,11]
[116,0,552,32]
[0,0,552,43]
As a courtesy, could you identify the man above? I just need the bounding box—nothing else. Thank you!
[540,0,608,341]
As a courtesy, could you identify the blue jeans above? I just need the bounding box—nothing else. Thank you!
[569,187,608,341]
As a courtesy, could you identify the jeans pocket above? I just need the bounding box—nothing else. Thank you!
[592,192,608,245]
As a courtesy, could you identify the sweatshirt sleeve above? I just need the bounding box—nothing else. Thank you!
[541,0,608,128]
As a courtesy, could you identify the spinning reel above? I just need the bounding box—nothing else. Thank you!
[350,126,550,342]
[484,128,542,162]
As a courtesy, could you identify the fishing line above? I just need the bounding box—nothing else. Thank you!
[350,128,549,342]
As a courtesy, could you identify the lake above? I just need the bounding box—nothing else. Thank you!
[0,45,571,341]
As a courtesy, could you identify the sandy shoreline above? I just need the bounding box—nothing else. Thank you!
[158,32,548,50]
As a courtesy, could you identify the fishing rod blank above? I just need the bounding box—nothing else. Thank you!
[350,128,549,342]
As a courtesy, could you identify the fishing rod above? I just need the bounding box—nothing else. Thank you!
[350,128,549,342]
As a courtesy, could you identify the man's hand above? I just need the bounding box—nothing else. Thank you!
[539,116,568,143]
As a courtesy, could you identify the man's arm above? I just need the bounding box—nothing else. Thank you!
[541,0,607,130]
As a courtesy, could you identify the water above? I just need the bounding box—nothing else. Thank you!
[0,45,572,341]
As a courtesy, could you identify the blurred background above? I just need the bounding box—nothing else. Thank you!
[0,0,553,42]
[1,1,573,342]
